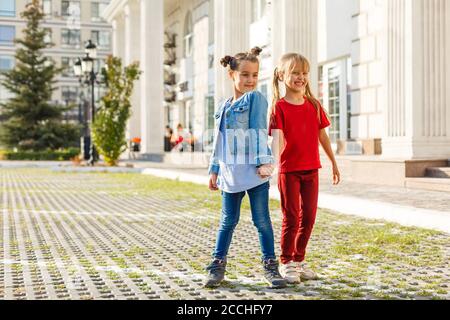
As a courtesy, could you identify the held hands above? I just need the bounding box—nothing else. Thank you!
[332,163,341,185]
[257,164,275,179]
[209,173,219,191]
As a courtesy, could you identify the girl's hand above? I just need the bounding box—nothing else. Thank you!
[209,174,219,191]
[332,164,341,185]
[257,164,275,179]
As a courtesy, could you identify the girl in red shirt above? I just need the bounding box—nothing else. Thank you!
[269,53,341,284]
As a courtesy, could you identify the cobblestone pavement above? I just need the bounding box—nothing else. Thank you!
[1,168,449,300]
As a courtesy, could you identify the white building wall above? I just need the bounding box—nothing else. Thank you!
[214,0,251,103]
[351,0,385,141]
[104,0,450,160]
[318,0,354,63]
[163,0,210,141]
[271,0,318,100]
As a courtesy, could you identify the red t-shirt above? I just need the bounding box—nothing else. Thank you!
[269,98,330,173]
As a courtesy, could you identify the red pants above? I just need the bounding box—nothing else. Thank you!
[278,169,319,264]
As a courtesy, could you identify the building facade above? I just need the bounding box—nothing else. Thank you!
[104,0,450,167]
[0,0,112,122]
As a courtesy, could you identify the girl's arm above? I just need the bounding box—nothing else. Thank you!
[270,129,285,167]
[319,129,341,185]
[249,91,274,167]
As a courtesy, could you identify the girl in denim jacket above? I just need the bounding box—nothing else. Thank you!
[205,47,287,289]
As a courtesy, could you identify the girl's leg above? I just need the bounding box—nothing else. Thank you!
[278,173,301,265]
[248,182,288,289]
[247,181,275,261]
[294,170,319,262]
[212,190,245,260]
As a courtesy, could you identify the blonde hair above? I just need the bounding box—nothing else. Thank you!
[271,53,322,122]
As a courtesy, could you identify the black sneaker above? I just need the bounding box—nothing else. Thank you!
[263,259,288,289]
[204,258,227,288]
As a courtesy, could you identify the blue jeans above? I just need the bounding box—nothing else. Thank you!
[213,181,276,261]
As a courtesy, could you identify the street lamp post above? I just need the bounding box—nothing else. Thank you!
[74,40,99,166]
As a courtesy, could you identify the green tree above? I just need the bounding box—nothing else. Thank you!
[0,0,79,151]
[92,56,141,166]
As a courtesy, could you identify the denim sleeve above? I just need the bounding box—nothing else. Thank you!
[249,91,274,166]
[208,151,220,175]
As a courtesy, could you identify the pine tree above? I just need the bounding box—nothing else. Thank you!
[0,0,79,151]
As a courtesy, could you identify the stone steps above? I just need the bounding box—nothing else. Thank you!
[426,167,450,179]
[405,177,450,193]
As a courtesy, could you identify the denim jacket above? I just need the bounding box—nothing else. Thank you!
[208,91,274,175]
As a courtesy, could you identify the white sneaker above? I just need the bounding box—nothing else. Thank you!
[297,262,318,281]
[280,261,300,284]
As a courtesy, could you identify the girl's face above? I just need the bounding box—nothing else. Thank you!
[283,63,309,94]
[230,61,259,94]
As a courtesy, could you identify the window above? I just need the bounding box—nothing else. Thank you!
[0,55,14,72]
[319,58,351,144]
[204,96,215,149]
[328,66,340,143]
[251,0,267,23]
[61,29,81,46]
[346,58,352,140]
[61,57,76,77]
[94,86,107,103]
[91,31,110,50]
[44,28,52,44]
[205,96,215,131]
[42,0,52,16]
[184,12,193,57]
[259,83,268,100]
[61,86,79,103]
[0,55,14,105]
[0,26,15,46]
[91,2,108,21]
[0,0,15,17]
[0,85,14,104]
[62,1,80,17]
[93,59,105,73]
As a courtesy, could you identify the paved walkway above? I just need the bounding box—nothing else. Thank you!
[131,161,450,234]
[0,168,449,300]
[2,160,449,233]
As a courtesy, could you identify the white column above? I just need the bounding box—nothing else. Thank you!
[382,0,450,159]
[111,19,118,56]
[271,0,319,92]
[214,0,251,104]
[140,0,164,155]
[116,16,125,59]
[124,4,131,64]
[350,0,385,143]
[124,2,141,146]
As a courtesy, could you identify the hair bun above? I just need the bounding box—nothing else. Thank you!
[250,47,262,56]
[220,56,234,68]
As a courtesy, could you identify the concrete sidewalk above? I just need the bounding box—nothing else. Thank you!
[135,163,450,234]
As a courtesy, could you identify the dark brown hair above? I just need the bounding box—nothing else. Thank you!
[220,47,262,71]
